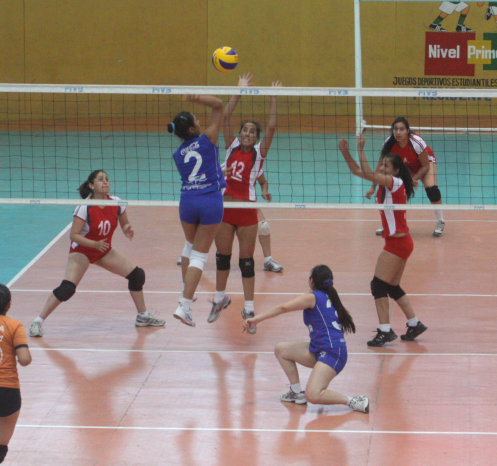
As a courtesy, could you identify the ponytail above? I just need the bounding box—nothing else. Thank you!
[310,265,355,334]
[0,283,11,315]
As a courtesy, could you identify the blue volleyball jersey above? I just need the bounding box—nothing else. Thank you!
[173,133,226,197]
[303,290,346,353]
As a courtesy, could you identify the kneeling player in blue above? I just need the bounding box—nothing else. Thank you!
[242,265,369,413]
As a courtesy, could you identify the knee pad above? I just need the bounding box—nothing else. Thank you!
[387,284,405,301]
[258,220,270,236]
[181,241,193,259]
[370,276,389,299]
[239,257,255,278]
[0,445,7,463]
[126,266,145,291]
[53,280,76,302]
[216,252,231,271]
[189,250,208,271]
[425,185,441,203]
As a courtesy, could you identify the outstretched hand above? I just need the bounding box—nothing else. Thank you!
[338,138,349,153]
[242,318,257,333]
[238,72,254,87]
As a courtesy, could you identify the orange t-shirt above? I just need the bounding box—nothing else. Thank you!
[0,315,28,389]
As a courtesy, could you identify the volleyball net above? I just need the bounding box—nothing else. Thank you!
[1,84,496,210]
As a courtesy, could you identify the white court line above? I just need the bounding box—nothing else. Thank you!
[7,222,72,288]
[28,348,497,357]
[268,218,497,223]
[9,289,497,298]
[15,424,497,435]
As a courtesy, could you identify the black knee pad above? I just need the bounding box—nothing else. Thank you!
[370,276,389,299]
[239,257,255,278]
[0,445,7,463]
[53,280,76,302]
[388,284,405,301]
[126,266,145,291]
[425,185,441,203]
[216,252,231,271]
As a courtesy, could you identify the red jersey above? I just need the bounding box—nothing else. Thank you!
[377,177,409,238]
[70,195,125,251]
[224,138,264,201]
[386,133,436,173]
[0,315,28,389]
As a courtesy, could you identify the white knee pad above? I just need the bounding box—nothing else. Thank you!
[189,250,208,271]
[258,220,270,236]
[182,241,193,259]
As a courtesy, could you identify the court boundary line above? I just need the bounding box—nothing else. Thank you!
[15,424,497,435]
[28,348,497,357]
[7,222,72,288]
[10,289,497,298]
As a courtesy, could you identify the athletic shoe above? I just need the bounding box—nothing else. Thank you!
[241,308,257,334]
[176,256,182,266]
[429,23,446,32]
[400,321,427,341]
[486,7,492,20]
[29,320,43,337]
[264,258,284,273]
[456,24,473,32]
[135,312,166,327]
[207,295,231,323]
[173,305,196,327]
[367,328,398,347]
[280,388,307,405]
[348,395,370,413]
[375,226,384,236]
[433,220,445,237]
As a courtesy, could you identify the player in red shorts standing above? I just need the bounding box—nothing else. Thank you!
[29,170,164,337]
[339,137,427,347]
[368,117,445,237]
[207,73,281,332]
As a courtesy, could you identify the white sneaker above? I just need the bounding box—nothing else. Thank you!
[348,395,369,413]
[375,226,384,236]
[207,295,231,323]
[280,388,307,404]
[135,312,166,327]
[29,320,43,337]
[173,305,195,327]
[433,220,445,237]
[264,258,283,273]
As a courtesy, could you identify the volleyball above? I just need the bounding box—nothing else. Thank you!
[212,46,238,73]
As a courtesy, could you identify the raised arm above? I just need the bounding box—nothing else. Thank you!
[223,72,254,148]
[260,80,282,156]
[242,293,315,333]
[185,94,223,145]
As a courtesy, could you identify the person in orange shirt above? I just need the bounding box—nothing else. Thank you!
[0,284,32,464]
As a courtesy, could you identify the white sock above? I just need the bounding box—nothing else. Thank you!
[34,317,44,324]
[139,310,150,317]
[264,256,272,263]
[290,383,302,393]
[214,290,226,303]
[379,323,391,332]
[244,300,254,312]
[435,210,444,222]
[179,297,193,309]
[407,317,419,327]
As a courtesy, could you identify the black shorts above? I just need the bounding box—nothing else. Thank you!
[0,387,21,417]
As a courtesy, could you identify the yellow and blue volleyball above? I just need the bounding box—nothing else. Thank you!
[212,46,238,72]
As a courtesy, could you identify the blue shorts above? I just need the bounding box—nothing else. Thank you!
[179,191,224,225]
[313,344,348,374]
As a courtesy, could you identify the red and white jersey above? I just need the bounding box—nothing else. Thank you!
[385,133,436,173]
[376,177,409,238]
[70,195,125,250]
[223,138,264,201]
